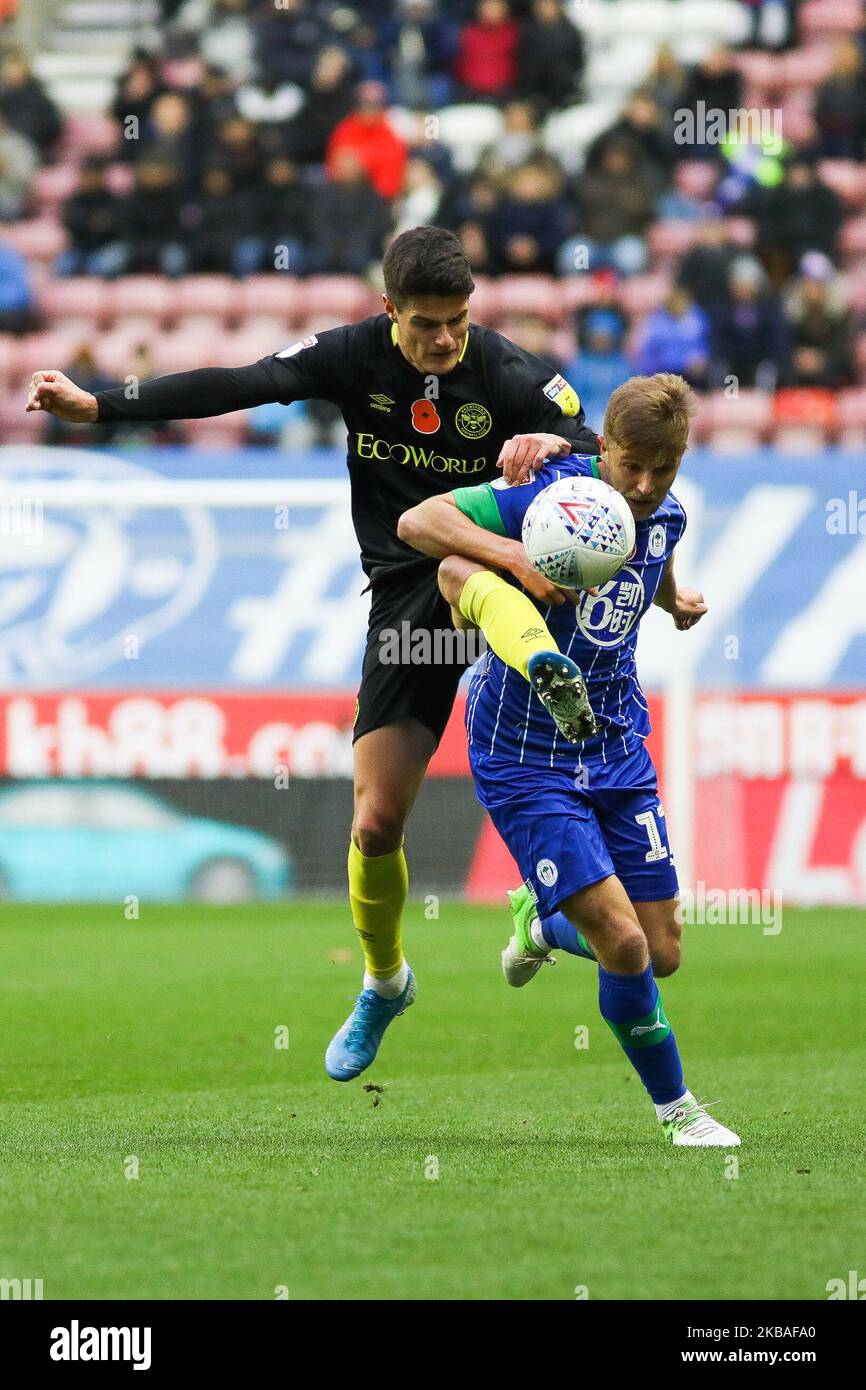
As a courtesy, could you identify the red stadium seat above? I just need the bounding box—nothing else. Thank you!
[300,276,375,322]
[673,161,719,202]
[773,424,831,450]
[37,276,111,326]
[774,387,838,432]
[550,328,577,363]
[61,112,119,158]
[236,275,306,325]
[151,327,227,374]
[182,411,249,448]
[816,159,866,209]
[12,330,84,382]
[647,222,704,265]
[222,327,287,364]
[799,0,865,40]
[496,275,563,323]
[103,277,175,326]
[687,393,713,443]
[708,427,762,451]
[0,219,66,262]
[618,271,671,318]
[706,389,774,438]
[0,391,47,442]
[558,276,607,313]
[0,335,19,389]
[836,388,866,431]
[465,276,501,324]
[174,275,238,323]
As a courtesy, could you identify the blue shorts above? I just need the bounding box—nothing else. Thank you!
[470,742,679,917]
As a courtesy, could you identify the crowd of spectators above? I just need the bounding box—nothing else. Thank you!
[1,0,866,444]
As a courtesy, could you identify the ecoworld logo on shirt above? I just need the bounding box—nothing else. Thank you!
[50,1321,152,1371]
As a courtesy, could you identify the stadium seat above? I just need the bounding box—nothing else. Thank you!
[558,277,607,313]
[799,0,866,40]
[687,393,713,443]
[587,41,658,97]
[37,276,111,326]
[550,327,577,363]
[174,275,237,323]
[836,388,866,432]
[103,277,175,326]
[542,102,622,175]
[236,275,306,324]
[61,111,119,158]
[435,104,503,173]
[466,276,501,324]
[496,276,563,323]
[708,426,762,450]
[90,328,149,377]
[182,411,249,448]
[816,159,866,209]
[618,271,672,317]
[0,335,19,389]
[606,1,677,41]
[151,328,226,374]
[676,0,751,44]
[674,161,720,202]
[773,425,830,451]
[0,219,66,262]
[0,391,46,442]
[11,330,83,382]
[301,276,376,322]
[705,389,774,438]
[223,324,289,363]
[774,387,838,436]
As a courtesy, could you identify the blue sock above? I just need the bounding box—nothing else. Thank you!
[597,963,685,1106]
[540,910,596,961]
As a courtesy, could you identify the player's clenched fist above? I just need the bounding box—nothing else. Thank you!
[672,588,708,630]
[25,370,98,422]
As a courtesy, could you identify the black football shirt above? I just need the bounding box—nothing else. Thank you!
[95,313,598,584]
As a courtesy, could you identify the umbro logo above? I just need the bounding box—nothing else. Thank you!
[369,393,395,413]
[521,627,546,640]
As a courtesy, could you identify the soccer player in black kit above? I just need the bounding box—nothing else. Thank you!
[26,226,599,1080]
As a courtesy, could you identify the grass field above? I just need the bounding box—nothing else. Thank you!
[0,901,863,1301]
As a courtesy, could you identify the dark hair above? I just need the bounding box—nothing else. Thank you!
[383,226,475,308]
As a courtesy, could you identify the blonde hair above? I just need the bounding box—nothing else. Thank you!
[603,373,697,458]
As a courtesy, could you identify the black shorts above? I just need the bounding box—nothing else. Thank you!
[353,570,475,746]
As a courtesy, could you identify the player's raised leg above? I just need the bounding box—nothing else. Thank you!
[324,719,432,1081]
[438,555,597,741]
[562,875,740,1147]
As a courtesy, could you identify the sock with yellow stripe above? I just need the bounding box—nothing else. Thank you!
[347,839,408,997]
[459,570,559,680]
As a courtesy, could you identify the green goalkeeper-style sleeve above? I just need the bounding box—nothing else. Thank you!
[451,483,508,535]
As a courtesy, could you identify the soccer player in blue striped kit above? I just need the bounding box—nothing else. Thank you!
[399,373,740,1147]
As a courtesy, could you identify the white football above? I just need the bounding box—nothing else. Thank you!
[521,475,636,589]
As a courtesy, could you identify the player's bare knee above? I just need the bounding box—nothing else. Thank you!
[606,926,649,975]
[351,808,405,858]
[437,554,469,607]
[651,941,681,978]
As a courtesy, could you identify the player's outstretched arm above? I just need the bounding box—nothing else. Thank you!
[26,360,282,424]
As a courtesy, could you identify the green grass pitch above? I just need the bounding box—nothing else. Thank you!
[1,901,863,1301]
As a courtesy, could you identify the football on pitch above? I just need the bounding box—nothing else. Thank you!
[521,475,637,590]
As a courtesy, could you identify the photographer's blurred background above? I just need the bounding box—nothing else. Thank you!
[0,0,864,905]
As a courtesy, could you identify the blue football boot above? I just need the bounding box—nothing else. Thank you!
[325,969,416,1081]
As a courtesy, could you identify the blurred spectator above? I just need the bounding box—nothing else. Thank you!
[194,64,238,144]
[286,47,355,166]
[477,100,547,181]
[742,154,844,287]
[488,160,573,273]
[236,72,304,145]
[258,156,311,274]
[643,44,687,123]
[0,49,62,156]
[586,91,675,193]
[565,309,631,435]
[782,251,855,390]
[97,158,191,278]
[308,149,390,274]
[561,141,656,277]
[453,0,519,103]
[189,165,264,275]
[111,50,164,159]
[709,255,788,390]
[344,15,391,89]
[677,47,743,158]
[211,114,265,191]
[518,0,585,112]
[0,239,36,334]
[814,39,866,160]
[0,114,36,221]
[455,218,498,275]
[675,214,738,314]
[574,269,630,348]
[57,158,122,276]
[253,0,327,88]
[401,110,456,188]
[394,158,445,235]
[326,82,408,200]
[501,312,564,371]
[143,91,203,189]
[381,0,459,110]
[632,286,710,387]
